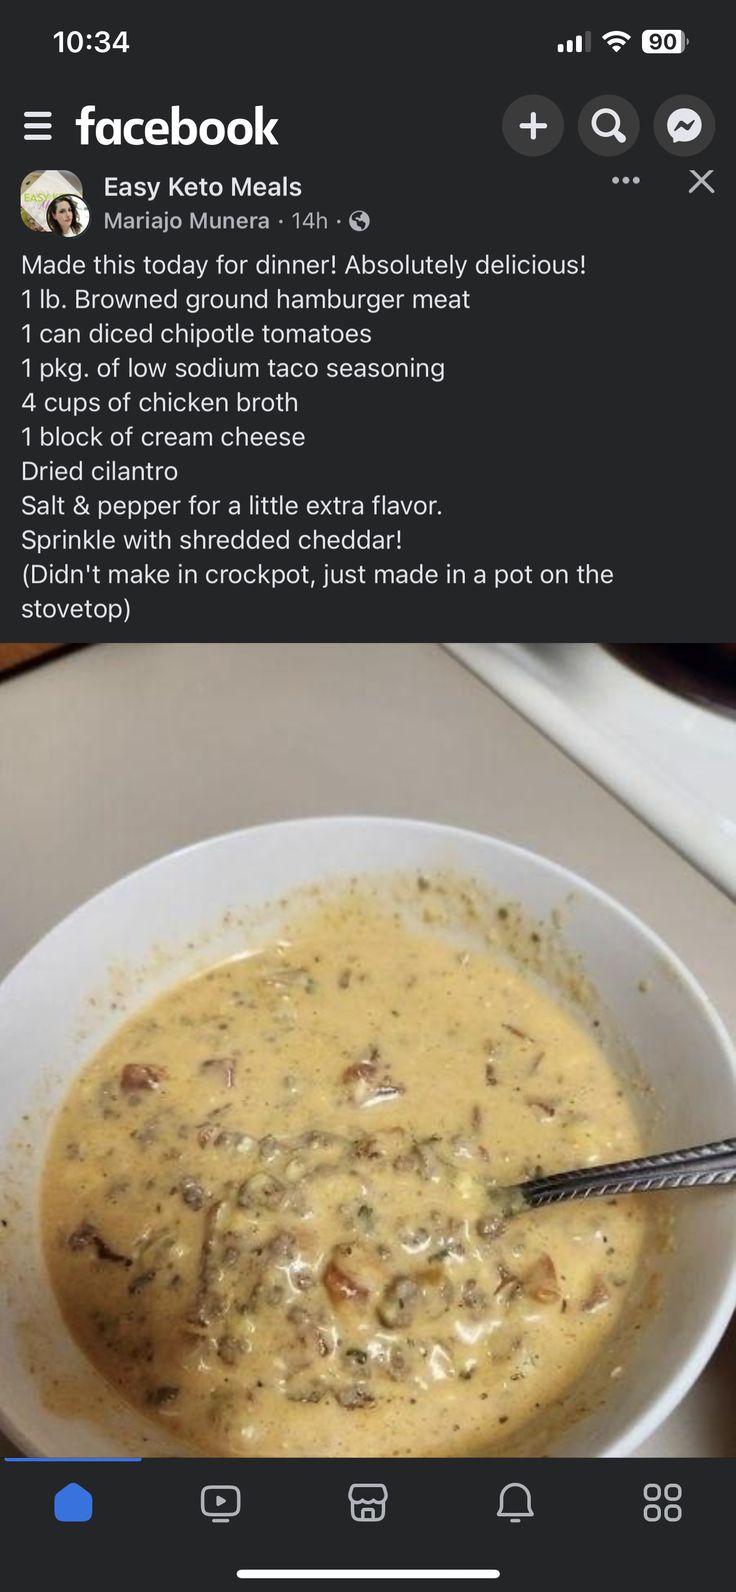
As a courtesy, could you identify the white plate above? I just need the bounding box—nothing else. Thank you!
[0,817,735,1458]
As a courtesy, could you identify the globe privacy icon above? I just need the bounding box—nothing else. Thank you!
[54,1482,93,1522]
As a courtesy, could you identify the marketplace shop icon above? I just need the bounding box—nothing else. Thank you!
[348,1482,388,1523]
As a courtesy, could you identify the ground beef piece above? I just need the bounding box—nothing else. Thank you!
[237,1172,285,1210]
[377,1275,418,1328]
[180,1176,206,1211]
[67,1223,131,1266]
[460,1278,488,1313]
[323,1259,369,1303]
[146,1385,179,1407]
[128,1269,156,1295]
[337,1384,375,1409]
[120,1064,164,1091]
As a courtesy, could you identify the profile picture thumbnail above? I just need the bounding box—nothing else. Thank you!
[20,169,90,236]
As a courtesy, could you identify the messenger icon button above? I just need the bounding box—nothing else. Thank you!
[654,96,715,156]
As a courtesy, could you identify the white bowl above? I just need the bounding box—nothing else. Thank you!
[0,817,734,1458]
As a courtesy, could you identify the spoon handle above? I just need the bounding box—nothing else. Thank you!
[519,1138,736,1207]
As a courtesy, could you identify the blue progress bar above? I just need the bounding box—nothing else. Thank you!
[5,1457,142,1462]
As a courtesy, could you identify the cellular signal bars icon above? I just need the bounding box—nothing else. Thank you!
[24,111,53,140]
[557,32,592,53]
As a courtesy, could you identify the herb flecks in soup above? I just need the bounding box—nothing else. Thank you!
[43,887,648,1456]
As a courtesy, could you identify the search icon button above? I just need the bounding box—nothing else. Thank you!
[591,107,626,143]
[579,96,640,156]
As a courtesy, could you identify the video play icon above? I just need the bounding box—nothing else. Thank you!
[201,1484,241,1522]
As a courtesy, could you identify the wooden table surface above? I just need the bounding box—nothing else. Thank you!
[0,644,67,676]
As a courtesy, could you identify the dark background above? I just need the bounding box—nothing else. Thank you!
[5,2,731,636]
[4,1458,733,1589]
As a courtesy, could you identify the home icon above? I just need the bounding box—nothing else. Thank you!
[54,1482,93,1522]
[348,1482,388,1523]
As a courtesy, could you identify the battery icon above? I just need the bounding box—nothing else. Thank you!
[642,29,689,53]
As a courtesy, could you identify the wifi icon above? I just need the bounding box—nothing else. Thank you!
[602,30,631,52]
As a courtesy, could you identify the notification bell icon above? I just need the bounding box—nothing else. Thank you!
[497,1482,534,1522]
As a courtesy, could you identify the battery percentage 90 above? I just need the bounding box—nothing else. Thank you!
[642,30,689,53]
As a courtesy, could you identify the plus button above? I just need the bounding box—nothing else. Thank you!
[519,111,548,141]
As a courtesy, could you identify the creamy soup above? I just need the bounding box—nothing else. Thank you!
[43,885,650,1456]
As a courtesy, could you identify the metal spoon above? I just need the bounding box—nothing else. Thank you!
[501,1137,736,1212]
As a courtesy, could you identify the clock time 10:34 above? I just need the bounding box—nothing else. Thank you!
[53,31,129,51]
